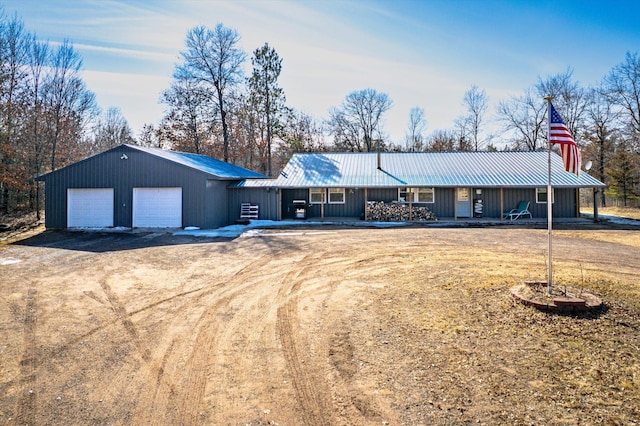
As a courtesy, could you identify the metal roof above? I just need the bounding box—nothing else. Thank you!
[236,151,605,189]
[127,145,268,179]
[37,144,268,181]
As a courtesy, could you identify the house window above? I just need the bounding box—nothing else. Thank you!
[418,188,435,203]
[328,188,345,204]
[536,187,554,203]
[310,188,325,204]
[399,187,435,203]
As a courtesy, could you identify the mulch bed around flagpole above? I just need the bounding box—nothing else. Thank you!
[511,281,603,313]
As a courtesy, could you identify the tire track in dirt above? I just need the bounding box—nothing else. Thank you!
[202,249,336,424]
[172,254,285,425]
[100,280,152,362]
[275,252,336,426]
[13,286,38,425]
[134,254,281,426]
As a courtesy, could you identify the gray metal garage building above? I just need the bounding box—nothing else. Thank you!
[37,144,268,229]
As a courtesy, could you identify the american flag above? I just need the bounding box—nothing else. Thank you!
[549,102,581,175]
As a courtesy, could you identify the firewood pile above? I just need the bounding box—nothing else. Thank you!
[366,201,437,222]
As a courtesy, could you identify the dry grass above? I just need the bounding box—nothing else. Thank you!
[351,228,640,425]
[582,206,640,220]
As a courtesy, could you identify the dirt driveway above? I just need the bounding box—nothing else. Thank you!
[1,225,639,425]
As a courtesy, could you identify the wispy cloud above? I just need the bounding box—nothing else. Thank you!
[5,0,640,142]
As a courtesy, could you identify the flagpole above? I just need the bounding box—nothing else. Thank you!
[544,96,554,295]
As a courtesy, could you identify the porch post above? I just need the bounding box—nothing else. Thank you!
[364,188,368,220]
[454,188,458,221]
[277,188,282,221]
[408,187,413,221]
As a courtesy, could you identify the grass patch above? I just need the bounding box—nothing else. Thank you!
[582,206,640,220]
[357,228,640,424]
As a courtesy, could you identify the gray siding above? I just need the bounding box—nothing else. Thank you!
[227,187,279,221]
[40,145,236,229]
[270,186,578,221]
[432,188,455,218]
[204,179,234,228]
[502,187,577,218]
[366,188,397,203]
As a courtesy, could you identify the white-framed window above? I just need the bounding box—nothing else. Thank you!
[328,188,345,204]
[536,187,555,203]
[310,188,325,204]
[418,188,435,203]
[398,187,435,203]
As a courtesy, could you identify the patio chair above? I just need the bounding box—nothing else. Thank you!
[503,200,532,221]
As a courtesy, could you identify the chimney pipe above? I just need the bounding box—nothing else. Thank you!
[377,152,381,170]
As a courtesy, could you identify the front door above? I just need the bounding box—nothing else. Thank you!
[456,188,471,218]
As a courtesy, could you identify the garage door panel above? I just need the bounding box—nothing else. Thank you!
[133,188,182,228]
[67,188,114,227]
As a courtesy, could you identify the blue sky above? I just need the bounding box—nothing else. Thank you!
[3,0,640,145]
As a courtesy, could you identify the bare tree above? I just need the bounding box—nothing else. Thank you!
[161,66,214,154]
[426,129,457,152]
[536,69,588,146]
[497,88,547,150]
[405,106,426,151]
[0,9,97,216]
[0,12,29,214]
[461,85,488,151]
[88,107,134,155]
[24,35,49,218]
[328,88,392,152]
[604,51,640,146]
[137,124,164,149]
[179,24,246,162]
[583,87,620,207]
[278,109,327,166]
[498,70,586,151]
[43,39,96,171]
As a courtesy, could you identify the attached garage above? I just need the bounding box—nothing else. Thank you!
[132,187,182,228]
[37,145,268,229]
[67,188,114,227]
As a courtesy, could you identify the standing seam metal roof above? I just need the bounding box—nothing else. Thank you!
[127,145,268,179]
[234,151,605,188]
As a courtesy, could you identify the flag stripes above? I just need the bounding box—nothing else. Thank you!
[549,102,581,175]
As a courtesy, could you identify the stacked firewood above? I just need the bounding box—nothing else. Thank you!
[366,201,437,222]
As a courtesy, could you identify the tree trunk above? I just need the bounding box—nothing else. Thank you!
[217,84,229,163]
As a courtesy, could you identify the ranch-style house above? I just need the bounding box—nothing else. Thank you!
[38,145,606,229]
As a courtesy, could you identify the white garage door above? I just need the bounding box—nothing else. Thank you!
[67,188,114,228]
[133,187,182,228]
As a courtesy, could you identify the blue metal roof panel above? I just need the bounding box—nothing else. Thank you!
[128,145,268,179]
[234,151,605,188]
